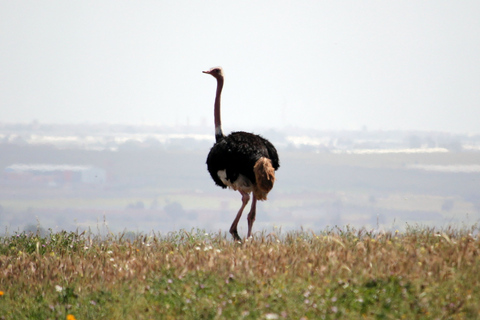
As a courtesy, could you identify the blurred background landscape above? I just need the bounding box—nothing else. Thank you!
[2,2,479,235]
[1,122,479,235]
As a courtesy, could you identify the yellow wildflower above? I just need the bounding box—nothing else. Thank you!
[67,315,76,320]
[0,291,4,296]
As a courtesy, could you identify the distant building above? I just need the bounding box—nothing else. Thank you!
[3,164,106,185]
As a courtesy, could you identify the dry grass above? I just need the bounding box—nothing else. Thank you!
[1,226,479,319]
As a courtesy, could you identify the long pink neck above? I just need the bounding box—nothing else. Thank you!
[214,77,224,141]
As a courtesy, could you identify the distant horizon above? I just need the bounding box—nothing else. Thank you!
[0,120,478,135]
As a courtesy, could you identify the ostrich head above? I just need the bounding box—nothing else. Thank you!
[203,67,224,79]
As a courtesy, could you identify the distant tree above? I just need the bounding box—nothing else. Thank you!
[23,224,47,237]
[408,135,422,148]
[164,202,185,217]
[126,201,145,210]
[441,139,462,152]
[164,202,197,219]
[10,135,28,146]
[118,140,143,151]
[144,137,163,148]
[122,231,138,242]
[425,136,437,148]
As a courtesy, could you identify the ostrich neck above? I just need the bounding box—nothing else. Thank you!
[214,77,224,141]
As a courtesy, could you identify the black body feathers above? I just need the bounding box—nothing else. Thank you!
[206,131,280,189]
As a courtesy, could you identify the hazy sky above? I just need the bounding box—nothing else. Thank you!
[1,1,479,133]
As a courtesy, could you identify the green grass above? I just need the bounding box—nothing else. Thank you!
[1,227,479,319]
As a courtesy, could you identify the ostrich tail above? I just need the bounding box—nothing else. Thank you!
[253,157,276,201]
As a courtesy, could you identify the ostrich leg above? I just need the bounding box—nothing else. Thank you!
[247,194,257,238]
[229,190,250,241]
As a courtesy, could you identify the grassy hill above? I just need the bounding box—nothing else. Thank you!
[1,227,479,319]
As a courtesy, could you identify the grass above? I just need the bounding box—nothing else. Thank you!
[0,226,479,319]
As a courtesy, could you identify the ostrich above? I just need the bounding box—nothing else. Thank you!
[203,67,280,241]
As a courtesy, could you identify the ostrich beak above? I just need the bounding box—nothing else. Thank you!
[202,70,211,74]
